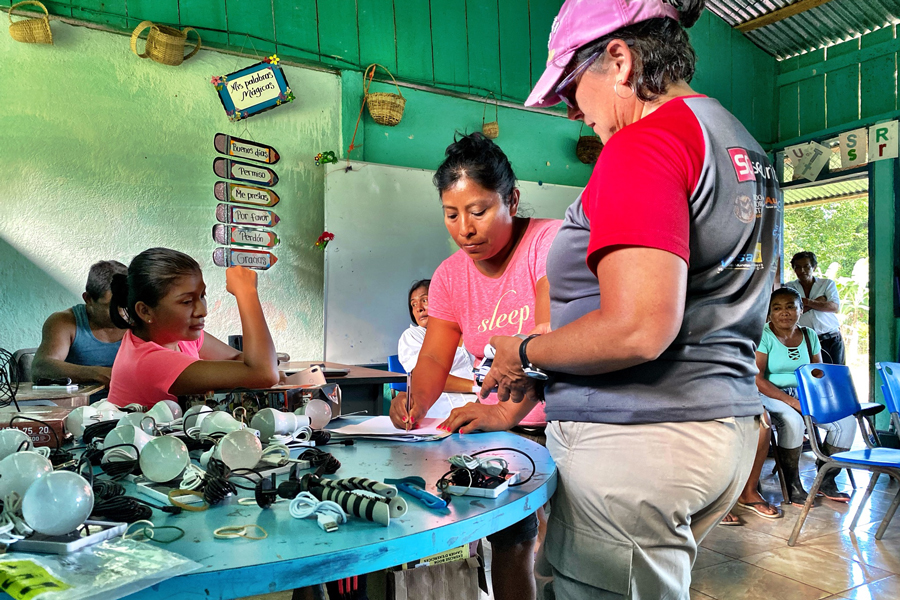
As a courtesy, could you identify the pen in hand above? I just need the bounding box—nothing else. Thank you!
[405,369,413,432]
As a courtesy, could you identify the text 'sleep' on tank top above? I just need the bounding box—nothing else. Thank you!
[65,304,121,368]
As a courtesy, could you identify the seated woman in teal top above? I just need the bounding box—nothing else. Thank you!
[756,287,856,505]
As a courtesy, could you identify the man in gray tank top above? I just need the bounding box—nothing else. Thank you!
[32,260,127,385]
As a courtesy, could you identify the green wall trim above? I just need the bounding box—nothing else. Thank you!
[776,36,900,87]
[870,159,896,430]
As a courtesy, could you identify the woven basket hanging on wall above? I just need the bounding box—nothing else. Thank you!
[576,123,603,164]
[482,93,499,139]
[130,20,201,66]
[363,64,406,126]
[8,1,52,44]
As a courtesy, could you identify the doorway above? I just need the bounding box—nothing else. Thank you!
[782,177,869,400]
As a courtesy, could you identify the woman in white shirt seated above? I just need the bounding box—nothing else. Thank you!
[398,279,477,419]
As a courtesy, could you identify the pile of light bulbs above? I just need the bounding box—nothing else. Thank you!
[0,450,93,540]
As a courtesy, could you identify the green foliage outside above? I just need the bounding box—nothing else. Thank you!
[783,197,869,369]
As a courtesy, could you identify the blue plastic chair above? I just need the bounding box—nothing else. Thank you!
[387,355,406,395]
[789,364,900,545]
[876,362,900,440]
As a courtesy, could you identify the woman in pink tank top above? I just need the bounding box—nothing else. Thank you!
[106,248,279,409]
[388,133,560,600]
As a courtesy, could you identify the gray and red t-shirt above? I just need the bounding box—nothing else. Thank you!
[429,217,561,425]
[546,95,781,424]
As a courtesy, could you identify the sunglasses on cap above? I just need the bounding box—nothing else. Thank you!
[555,40,634,110]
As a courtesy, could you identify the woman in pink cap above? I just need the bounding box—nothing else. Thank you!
[477,1,782,597]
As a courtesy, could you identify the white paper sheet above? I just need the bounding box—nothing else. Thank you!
[327,416,451,442]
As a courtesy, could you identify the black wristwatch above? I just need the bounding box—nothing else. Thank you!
[517,334,549,380]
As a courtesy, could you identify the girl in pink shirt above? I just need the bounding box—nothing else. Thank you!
[389,133,561,600]
[106,248,279,409]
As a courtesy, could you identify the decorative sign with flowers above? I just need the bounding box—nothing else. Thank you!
[212,55,294,122]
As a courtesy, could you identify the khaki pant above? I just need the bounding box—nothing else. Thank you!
[537,416,759,600]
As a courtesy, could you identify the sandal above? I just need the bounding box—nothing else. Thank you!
[737,501,782,520]
[719,512,742,526]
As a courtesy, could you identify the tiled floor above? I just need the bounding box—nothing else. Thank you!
[691,454,900,600]
[241,453,900,600]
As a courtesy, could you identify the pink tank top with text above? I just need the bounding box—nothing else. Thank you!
[428,218,561,425]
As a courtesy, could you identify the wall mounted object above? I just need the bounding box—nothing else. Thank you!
[214,182,280,207]
[213,248,278,270]
[213,224,280,248]
[363,64,406,126]
[8,1,51,44]
[216,204,280,227]
[213,56,294,122]
[576,125,603,165]
[213,157,278,186]
[482,93,499,140]
[214,133,280,164]
[130,21,200,66]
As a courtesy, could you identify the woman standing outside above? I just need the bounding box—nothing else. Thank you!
[476,1,781,597]
[757,287,856,504]
[389,132,561,600]
[785,251,845,364]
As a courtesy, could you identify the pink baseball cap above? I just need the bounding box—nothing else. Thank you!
[525,0,680,108]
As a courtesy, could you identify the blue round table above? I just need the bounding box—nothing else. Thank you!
[130,430,556,599]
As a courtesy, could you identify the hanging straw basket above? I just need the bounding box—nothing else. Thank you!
[482,92,499,139]
[576,124,603,164]
[363,64,406,126]
[131,20,201,66]
[8,1,52,44]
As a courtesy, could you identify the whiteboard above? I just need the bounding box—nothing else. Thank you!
[324,161,583,365]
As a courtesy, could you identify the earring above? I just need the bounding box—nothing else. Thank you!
[614,80,635,100]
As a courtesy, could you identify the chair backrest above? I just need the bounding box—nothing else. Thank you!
[794,363,862,424]
[387,354,407,392]
[12,348,37,382]
[876,362,900,415]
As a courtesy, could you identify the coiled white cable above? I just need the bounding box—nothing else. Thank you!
[0,493,32,544]
[180,464,207,490]
[289,492,347,532]
[33,446,51,458]
[448,454,508,476]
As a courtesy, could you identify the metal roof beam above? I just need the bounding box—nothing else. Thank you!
[736,0,838,33]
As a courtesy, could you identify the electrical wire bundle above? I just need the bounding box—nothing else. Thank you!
[0,348,20,411]
[298,448,341,475]
[75,454,180,524]
[200,458,259,506]
[436,447,536,496]
[82,420,118,445]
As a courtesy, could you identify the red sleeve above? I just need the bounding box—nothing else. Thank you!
[582,100,704,272]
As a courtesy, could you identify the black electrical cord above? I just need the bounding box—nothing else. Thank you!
[470,447,535,487]
[9,415,73,467]
[78,448,180,523]
[83,420,118,445]
[93,443,142,480]
[200,458,258,506]
[298,448,341,475]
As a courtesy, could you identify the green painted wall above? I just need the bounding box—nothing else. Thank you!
[3,2,776,144]
[0,23,341,359]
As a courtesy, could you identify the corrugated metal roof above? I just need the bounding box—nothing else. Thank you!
[784,177,868,207]
[706,0,900,59]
